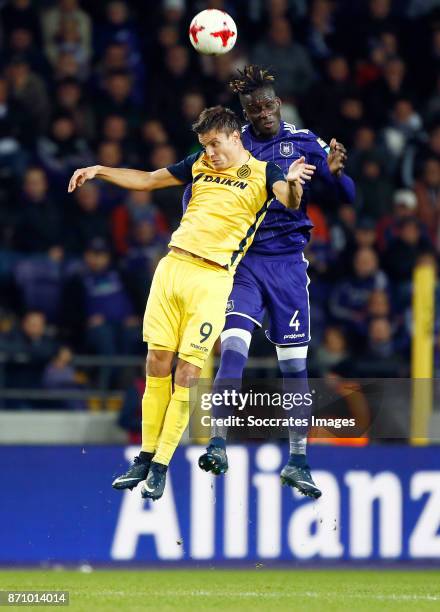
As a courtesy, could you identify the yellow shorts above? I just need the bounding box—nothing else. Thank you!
[143,251,233,368]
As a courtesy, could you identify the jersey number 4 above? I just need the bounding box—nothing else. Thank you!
[289,311,301,331]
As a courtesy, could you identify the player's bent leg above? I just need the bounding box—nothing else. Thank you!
[199,324,253,475]
[112,348,174,491]
[277,344,322,499]
[141,358,202,501]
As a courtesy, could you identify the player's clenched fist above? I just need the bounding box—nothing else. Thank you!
[287,156,316,185]
[68,165,100,192]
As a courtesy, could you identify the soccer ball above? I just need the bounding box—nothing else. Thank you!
[189,9,237,56]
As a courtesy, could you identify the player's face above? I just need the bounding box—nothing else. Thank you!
[198,129,241,170]
[241,89,281,137]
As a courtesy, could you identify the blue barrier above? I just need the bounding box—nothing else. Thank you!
[1,444,440,564]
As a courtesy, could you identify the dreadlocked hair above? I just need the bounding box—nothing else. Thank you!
[229,65,275,95]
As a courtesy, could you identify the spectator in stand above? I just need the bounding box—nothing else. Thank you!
[136,118,169,165]
[403,124,440,187]
[150,21,180,69]
[354,317,406,377]
[53,78,95,141]
[150,45,201,123]
[46,16,90,77]
[0,76,29,178]
[423,74,440,126]
[111,189,168,256]
[338,0,401,62]
[13,246,66,324]
[14,167,63,253]
[95,140,126,211]
[52,50,83,82]
[377,188,418,252]
[37,112,92,190]
[172,90,207,156]
[95,1,140,61]
[61,238,139,355]
[117,373,143,443]
[366,288,391,319]
[42,345,85,410]
[121,219,168,315]
[345,124,389,181]
[337,217,377,276]
[303,0,337,63]
[94,41,143,103]
[100,114,137,166]
[305,204,335,344]
[302,55,355,135]
[314,325,349,376]
[42,0,92,69]
[329,203,357,259]
[382,98,423,174]
[251,17,315,100]
[354,152,394,220]
[333,96,365,148]
[0,311,57,405]
[355,30,400,90]
[147,143,182,226]
[414,157,440,250]
[329,246,388,338]
[365,57,412,128]
[97,69,141,131]
[66,182,110,254]
[5,27,50,77]
[384,216,433,285]
[201,54,241,111]
[5,56,50,139]
[0,0,41,46]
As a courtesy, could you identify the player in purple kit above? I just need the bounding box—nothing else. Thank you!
[197,66,355,498]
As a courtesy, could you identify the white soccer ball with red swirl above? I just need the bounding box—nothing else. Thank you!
[189,9,237,56]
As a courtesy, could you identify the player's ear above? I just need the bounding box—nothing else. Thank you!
[243,109,248,121]
[232,129,241,143]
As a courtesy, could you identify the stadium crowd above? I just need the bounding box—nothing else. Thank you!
[1,0,440,405]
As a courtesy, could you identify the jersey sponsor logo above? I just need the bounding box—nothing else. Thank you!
[190,342,209,353]
[237,164,251,179]
[226,299,234,313]
[198,173,248,190]
[280,141,294,157]
[283,332,306,340]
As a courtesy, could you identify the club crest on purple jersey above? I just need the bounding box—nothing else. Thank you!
[226,299,234,313]
[280,141,294,157]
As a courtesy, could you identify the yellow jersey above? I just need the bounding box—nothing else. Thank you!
[167,151,284,271]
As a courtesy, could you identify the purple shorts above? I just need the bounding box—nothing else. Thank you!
[225,252,311,345]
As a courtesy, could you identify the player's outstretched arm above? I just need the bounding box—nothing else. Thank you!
[273,156,315,210]
[68,166,184,193]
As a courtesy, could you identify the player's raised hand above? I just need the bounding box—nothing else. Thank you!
[287,156,316,185]
[327,138,347,177]
[68,165,99,193]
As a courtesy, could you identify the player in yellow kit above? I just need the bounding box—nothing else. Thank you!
[68,106,315,500]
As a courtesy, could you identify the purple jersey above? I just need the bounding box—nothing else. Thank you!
[242,121,355,255]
